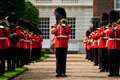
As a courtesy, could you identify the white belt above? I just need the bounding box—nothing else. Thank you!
[20,39,32,43]
[102,37,108,39]
[19,39,24,41]
[0,37,8,40]
[23,40,32,43]
[56,35,67,38]
[109,38,120,40]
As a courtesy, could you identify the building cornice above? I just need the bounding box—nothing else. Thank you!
[34,3,93,8]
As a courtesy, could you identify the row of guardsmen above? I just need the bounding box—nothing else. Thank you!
[83,10,120,77]
[0,11,43,75]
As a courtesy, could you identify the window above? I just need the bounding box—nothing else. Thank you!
[115,0,120,10]
[67,17,76,39]
[38,18,50,39]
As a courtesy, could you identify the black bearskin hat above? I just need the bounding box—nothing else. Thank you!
[100,12,109,26]
[101,13,109,21]
[86,29,91,37]
[7,12,18,24]
[0,10,5,20]
[109,10,119,23]
[54,7,66,24]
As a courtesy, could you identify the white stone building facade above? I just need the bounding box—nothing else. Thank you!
[32,0,93,53]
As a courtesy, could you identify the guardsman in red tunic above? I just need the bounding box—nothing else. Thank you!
[106,10,120,77]
[31,34,38,61]
[35,35,43,60]
[25,32,32,64]
[97,13,109,72]
[83,35,93,61]
[19,30,32,65]
[116,19,120,68]
[15,27,25,67]
[87,27,94,62]
[34,34,40,60]
[84,29,91,60]
[88,33,94,62]
[6,12,22,71]
[19,32,28,66]
[0,11,10,75]
[51,7,71,77]
[31,34,37,61]
[89,31,96,62]
[91,30,99,66]
[83,37,89,60]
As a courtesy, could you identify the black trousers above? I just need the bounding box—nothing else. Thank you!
[98,48,108,71]
[36,48,41,60]
[88,49,92,61]
[55,48,67,75]
[93,48,98,65]
[7,47,16,71]
[91,48,94,62]
[85,48,90,60]
[108,49,120,76]
[16,48,25,67]
[0,49,7,75]
[24,49,30,65]
[31,48,36,61]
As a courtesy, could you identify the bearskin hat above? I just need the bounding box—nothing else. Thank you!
[100,12,109,26]
[54,7,66,24]
[109,10,119,23]
[101,13,109,21]
[7,12,18,24]
[0,10,5,20]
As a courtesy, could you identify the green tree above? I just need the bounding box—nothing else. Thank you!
[23,1,39,27]
[0,0,25,18]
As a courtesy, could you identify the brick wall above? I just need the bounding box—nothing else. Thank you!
[93,0,114,16]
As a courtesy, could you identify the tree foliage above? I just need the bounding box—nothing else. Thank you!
[23,1,39,27]
[0,0,25,18]
[0,0,40,33]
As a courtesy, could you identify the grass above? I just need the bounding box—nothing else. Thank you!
[40,51,50,61]
[0,67,27,80]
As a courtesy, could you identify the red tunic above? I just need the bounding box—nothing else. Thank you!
[98,27,108,48]
[106,26,120,49]
[0,37,10,49]
[0,28,10,49]
[51,25,71,48]
[91,31,99,48]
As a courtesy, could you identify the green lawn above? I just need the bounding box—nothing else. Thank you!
[0,67,27,80]
[40,51,49,60]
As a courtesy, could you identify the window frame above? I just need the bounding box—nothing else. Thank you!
[38,17,50,39]
[67,17,76,40]
[114,0,120,10]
